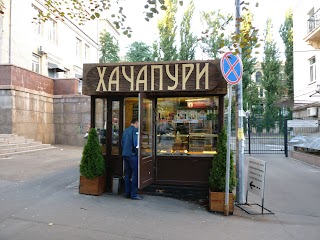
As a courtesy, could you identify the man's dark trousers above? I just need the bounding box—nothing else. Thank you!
[123,155,138,198]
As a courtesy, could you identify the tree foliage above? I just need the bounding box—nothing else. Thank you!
[80,128,105,179]
[241,11,260,116]
[0,0,4,14]
[27,0,183,37]
[99,30,120,63]
[241,11,258,90]
[209,126,236,192]
[279,9,293,100]
[156,0,178,61]
[261,19,282,132]
[125,41,154,62]
[179,0,197,60]
[200,10,232,59]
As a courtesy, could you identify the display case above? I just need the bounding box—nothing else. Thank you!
[156,96,219,156]
[156,120,218,156]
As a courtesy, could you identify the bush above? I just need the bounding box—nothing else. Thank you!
[209,126,236,192]
[80,128,105,179]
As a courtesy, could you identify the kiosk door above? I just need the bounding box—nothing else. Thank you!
[138,93,155,189]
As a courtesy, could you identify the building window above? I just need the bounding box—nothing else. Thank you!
[48,69,57,78]
[259,88,263,98]
[47,19,57,44]
[32,5,42,35]
[84,44,90,62]
[256,71,262,83]
[76,38,82,58]
[32,54,40,73]
[310,56,316,83]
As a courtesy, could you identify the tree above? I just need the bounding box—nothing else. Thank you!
[125,41,154,62]
[261,19,282,132]
[200,10,232,59]
[156,0,179,61]
[279,9,293,100]
[1,0,259,56]
[20,0,183,37]
[80,128,105,179]
[99,30,120,63]
[241,11,259,115]
[209,126,236,192]
[179,0,197,60]
[245,81,263,132]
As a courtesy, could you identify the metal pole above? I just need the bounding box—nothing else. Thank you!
[235,0,245,204]
[248,116,251,155]
[224,84,232,216]
[284,118,288,157]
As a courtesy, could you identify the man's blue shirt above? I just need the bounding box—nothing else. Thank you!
[121,125,138,156]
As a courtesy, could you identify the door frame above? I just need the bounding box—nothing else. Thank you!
[138,92,156,189]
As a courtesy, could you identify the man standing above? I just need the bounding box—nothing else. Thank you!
[121,118,143,200]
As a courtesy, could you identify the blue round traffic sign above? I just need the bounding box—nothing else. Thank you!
[220,52,243,85]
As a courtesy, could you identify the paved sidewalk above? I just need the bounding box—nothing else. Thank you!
[0,146,319,240]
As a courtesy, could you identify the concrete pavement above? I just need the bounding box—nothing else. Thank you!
[0,145,319,240]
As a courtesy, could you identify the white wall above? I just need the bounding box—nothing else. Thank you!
[293,0,320,105]
[0,0,10,63]
[0,0,116,78]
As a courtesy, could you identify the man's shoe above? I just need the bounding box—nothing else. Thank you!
[131,195,143,200]
[124,194,130,198]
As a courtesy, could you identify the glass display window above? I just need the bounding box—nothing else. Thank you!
[156,96,219,156]
[95,98,107,154]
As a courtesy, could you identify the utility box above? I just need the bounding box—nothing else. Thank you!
[112,176,120,195]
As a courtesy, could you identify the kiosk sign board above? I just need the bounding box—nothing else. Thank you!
[247,158,266,198]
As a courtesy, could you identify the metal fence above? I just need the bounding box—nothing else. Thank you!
[228,116,286,154]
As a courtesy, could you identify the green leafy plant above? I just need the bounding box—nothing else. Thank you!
[80,128,105,179]
[209,126,236,192]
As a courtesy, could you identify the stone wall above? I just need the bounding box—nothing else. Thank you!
[54,79,79,95]
[0,64,91,146]
[12,87,55,143]
[54,95,90,146]
[289,151,320,168]
[0,88,13,134]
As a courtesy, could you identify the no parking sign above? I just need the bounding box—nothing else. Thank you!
[220,52,243,85]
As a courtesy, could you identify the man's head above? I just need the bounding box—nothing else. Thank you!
[131,118,139,128]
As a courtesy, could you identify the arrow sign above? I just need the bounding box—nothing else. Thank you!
[247,158,266,198]
[220,52,243,85]
[249,181,261,190]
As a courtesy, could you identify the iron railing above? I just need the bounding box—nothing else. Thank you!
[308,8,320,33]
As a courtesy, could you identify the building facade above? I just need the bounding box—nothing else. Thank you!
[293,0,320,117]
[0,0,118,83]
[0,0,118,145]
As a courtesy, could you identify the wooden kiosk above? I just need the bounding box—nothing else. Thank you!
[82,60,227,190]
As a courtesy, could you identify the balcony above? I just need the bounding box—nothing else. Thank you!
[304,8,320,49]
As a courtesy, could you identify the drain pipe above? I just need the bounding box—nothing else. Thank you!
[8,0,12,63]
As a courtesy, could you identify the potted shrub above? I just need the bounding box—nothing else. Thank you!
[79,128,106,196]
[208,126,236,214]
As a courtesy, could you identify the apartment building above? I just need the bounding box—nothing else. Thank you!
[0,0,119,144]
[293,0,320,118]
[0,0,118,83]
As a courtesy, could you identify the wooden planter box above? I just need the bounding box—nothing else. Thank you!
[79,175,106,196]
[209,191,234,214]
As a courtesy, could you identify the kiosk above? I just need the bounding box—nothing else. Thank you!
[82,60,227,190]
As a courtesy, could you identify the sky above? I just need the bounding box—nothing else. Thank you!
[118,0,294,59]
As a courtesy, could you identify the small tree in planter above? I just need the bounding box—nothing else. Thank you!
[208,126,236,213]
[79,128,106,196]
